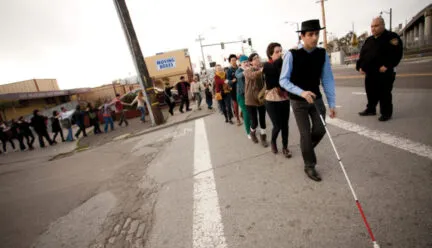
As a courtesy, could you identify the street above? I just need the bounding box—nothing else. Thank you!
[0,59,431,248]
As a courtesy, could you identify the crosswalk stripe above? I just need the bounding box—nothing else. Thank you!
[326,118,432,160]
[193,119,227,248]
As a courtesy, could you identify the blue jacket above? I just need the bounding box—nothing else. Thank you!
[235,68,246,96]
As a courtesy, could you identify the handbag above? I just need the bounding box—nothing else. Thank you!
[257,83,266,105]
[215,92,222,101]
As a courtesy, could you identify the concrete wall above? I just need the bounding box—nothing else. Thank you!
[76,83,140,104]
[3,98,58,121]
[330,51,345,65]
[0,79,59,94]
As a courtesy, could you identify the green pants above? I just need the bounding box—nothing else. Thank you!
[237,94,251,135]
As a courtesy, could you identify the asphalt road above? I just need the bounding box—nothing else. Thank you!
[0,60,431,248]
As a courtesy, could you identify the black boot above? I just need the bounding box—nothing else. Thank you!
[260,134,268,148]
[250,130,259,144]
[358,109,376,116]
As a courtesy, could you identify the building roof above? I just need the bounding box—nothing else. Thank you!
[0,88,91,101]
[399,3,432,35]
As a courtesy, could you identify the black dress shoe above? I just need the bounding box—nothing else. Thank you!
[358,110,376,116]
[378,115,392,122]
[304,168,322,182]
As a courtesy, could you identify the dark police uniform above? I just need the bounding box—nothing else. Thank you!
[356,29,403,120]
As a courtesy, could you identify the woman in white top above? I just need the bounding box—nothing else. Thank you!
[190,75,203,110]
[129,91,146,122]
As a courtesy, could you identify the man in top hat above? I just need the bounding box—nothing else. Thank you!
[356,16,403,121]
[279,19,336,182]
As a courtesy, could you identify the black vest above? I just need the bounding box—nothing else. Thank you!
[289,48,326,101]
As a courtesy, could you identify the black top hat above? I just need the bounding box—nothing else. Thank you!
[297,19,325,32]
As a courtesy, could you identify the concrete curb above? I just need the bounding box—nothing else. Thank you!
[127,112,214,140]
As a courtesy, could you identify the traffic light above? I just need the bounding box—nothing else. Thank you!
[221,42,225,49]
[248,38,252,46]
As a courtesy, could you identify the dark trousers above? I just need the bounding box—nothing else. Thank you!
[266,100,290,148]
[75,124,87,138]
[22,132,35,149]
[179,96,190,112]
[246,105,266,130]
[1,137,15,152]
[52,130,65,142]
[232,97,240,121]
[365,71,395,117]
[219,95,233,121]
[166,100,175,114]
[291,98,326,168]
[118,111,128,126]
[16,135,26,151]
[37,130,53,148]
[206,97,213,108]
[91,119,102,134]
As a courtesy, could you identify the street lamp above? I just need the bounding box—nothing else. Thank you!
[284,21,301,45]
[380,8,393,31]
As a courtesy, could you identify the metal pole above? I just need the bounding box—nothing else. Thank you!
[297,23,301,45]
[199,35,207,71]
[390,8,392,32]
[320,0,328,49]
[113,0,164,126]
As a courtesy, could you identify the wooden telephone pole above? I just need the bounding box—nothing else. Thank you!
[113,0,164,125]
[317,0,328,49]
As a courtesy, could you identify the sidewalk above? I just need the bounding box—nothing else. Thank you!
[77,105,215,149]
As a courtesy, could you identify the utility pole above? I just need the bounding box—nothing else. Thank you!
[196,35,206,71]
[113,0,164,125]
[380,8,393,31]
[317,0,328,49]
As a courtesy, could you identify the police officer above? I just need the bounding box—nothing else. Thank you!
[356,16,403,121]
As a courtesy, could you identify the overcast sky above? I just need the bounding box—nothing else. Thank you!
[0,0,429,89]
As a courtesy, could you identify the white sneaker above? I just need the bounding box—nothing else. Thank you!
[247,134,251,140]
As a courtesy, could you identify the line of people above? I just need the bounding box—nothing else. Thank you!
[213,19,337,182]
[0,92,148,155]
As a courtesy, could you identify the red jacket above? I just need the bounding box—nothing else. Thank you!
[214,76,224,94]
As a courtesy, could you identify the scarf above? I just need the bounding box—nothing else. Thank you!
[215,71,226,80]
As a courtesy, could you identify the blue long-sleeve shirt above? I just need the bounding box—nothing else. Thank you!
[279,47,336,108]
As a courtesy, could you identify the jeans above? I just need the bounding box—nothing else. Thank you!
[291,98,326,168]
[138,106,146,121]
[246,105,266,130]
[206,96,213,109]
[218,94,233,121]
[266,100,290,148]
[193,93,202,109]
[104,116,114,133]
[66,128,74,141]
[237,94,250,135]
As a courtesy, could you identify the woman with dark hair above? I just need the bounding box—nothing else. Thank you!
[243,53,268,147]
[214,64,234,124]
[263,42,292,157]
[51,110,65,143]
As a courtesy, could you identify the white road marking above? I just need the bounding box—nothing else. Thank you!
[352,92,366,95]
[193,119,227,248]
[326,118,432,160]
